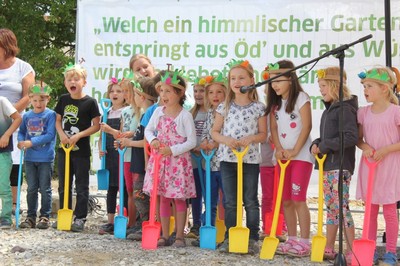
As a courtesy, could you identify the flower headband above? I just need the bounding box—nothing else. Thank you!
[316,69,340,81]
[263,63,291,77]
[358,69,390,84]
[193,77,207,87]
[204,73,227,87]
[109,77,121,85]
[29,85,52,95]
[226,59,250,70]
[156,69,186,91]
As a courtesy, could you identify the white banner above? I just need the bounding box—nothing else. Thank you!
[77,0,400,196]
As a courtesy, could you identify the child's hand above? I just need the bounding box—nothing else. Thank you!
[159,146,172,156]
[373,147,389,161]
[311,144,320,155]
[118,138,131,148]
[69,133,81,146]
[17,141,32,149]
[99,150,106,158]
[275,148,285,160]
[100,123,111,133]
[0,135,9,148]
[238,136,254,148]
[199,140,208,150]
[60,135,69,145]
[283,149,297,160]
[150,139,161,149]
[362,147,374,158]
[225,137,240,150]
[207,140,218,151]
[119,131,133,138]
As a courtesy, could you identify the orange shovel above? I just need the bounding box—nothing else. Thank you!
[57,144,74,231]
[311,154,327,262]
[229,146,249,254]
[351,157,378,266]
[260,160,290,260]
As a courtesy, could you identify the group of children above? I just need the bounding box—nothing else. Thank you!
[0,52,399,265]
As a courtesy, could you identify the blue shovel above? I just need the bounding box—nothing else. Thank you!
[15,148,24,229]
[200,149,217,250]
[114,146,127,238]
[97,98,112,190]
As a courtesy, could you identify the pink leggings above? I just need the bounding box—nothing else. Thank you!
[160,196,186,217]
[368,203,399,253]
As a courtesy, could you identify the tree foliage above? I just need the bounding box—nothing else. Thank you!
[0,0,76,107]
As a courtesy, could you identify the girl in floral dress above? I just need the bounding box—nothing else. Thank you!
[143,70,196,248]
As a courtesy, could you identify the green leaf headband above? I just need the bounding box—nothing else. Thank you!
[29,85,52,95]
[124,70,135,80]
[202,73,226,87]
[63,62,77,74]
[131,79,157,102]
[358,69,390,84]
[156,69,185,91]
[264,63,291,74]
[131,79,142,92]
[316,69,340,81]
[226,59,249,70]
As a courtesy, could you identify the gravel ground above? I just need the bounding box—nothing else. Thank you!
[0,184,388,266]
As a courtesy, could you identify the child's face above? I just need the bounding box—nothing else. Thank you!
[64,73,86,99]
[270,74,291,100]
[363,81,386,103]
[159,84,181,107]
[132,58,155,78]
[229,67,254,94]
[318,79,333,102]
[30,95,49,113]
[207,84,226,109]
[109,84,124,107]
[193,85,205,106]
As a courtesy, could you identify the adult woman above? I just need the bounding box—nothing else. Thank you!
[0,28,35,215]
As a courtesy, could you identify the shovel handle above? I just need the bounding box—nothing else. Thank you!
[200,148,216,161]
[232,146,249,229]
[149,149,162,223]
[362,155,379,238]
[232,146,249,159]
[61,143,74,153]
[100,98,112,122]
[315,154,326,236]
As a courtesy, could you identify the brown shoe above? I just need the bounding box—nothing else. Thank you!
[36,217,50,229]
[20,217,36,229]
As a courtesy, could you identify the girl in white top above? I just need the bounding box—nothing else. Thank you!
[211,59,267,254]
[265,60,314,257]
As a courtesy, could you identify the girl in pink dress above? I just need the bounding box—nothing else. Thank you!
[143,70,196,248]
[357,67,400,266]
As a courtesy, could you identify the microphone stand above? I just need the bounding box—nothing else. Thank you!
[242,34,373,266]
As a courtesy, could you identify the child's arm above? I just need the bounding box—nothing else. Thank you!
[270,112,285,160]
[238,115,267,147]
[25,112,57,148]
[14,72,34,113]
[100,122,121,139]
[17,115,27,149]
[0,111,22,148]
[69,116,100,146]
[55,114,70,145]
[284,102,312,160]
[211,112,239,150]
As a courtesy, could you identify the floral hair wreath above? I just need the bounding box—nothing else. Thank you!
[156,69,186,91]
[316,69,340,81]
[29,84,52,95]
[358,69,390,84]
[261,63,291,80]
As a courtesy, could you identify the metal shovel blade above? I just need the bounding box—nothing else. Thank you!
[351,239,375,266]
[311,234,327,262]
[200,225,217,250]
[229,226,250,253]
[216,218,226,243]
[260,236,279,260]
[57,209,73,231]
[114,215,128,239]
[142,221,162,250]
[97,169,109,190]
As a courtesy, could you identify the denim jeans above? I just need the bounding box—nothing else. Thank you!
[191,167,203,226]
[220,161,260,240]
[0,152,12,223]
[57,151,90,220]
[25,161,53,219]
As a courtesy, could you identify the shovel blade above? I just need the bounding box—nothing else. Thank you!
[351,239,376,266]
[57,209,73,231]
[169,216,175,236]
[264,212,284,235]
[311,235,327,262]
[97,169,109,190]
[142,221,162,250]
[216,218,226,243]
[229,226,250,253]
[114,216,128,239]
[200,226,217,250]
[260,236,280,260]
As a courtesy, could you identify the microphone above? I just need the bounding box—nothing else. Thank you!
[240,85,256,93]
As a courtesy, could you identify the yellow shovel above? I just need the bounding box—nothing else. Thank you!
[311,154,327,262]
[229,146,249,254]
[216,208,225,243]
[260,159,290,260]
[57,143,74,231]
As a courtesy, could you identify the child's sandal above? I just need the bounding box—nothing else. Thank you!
[324,247,337,260]
[287,241,310,257]
[157,236,171,247]
[172,238,186,248]
[276,239,296,255]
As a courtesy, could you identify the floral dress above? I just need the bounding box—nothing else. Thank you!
[143,114,196,199]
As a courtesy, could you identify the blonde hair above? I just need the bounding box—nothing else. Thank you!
[120,79,141,121]
[319,67,352,102]
[363,67,398,105]
[191,84,205,118]
[64,65,87,80]
[225,63,258,116]
[204,82,227,110]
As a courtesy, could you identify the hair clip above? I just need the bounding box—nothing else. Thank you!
[30,85,52,95]
[109,77,120,85]
[317,69,326,79]
[358,69,390,83]
[226,59,249,70]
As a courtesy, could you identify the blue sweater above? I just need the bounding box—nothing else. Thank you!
[18,108,56,162]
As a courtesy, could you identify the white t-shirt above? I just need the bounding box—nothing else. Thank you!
[0,96,17,152]
[216,101,266,164]
[0,58,34,163]
[273,91,314,164]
